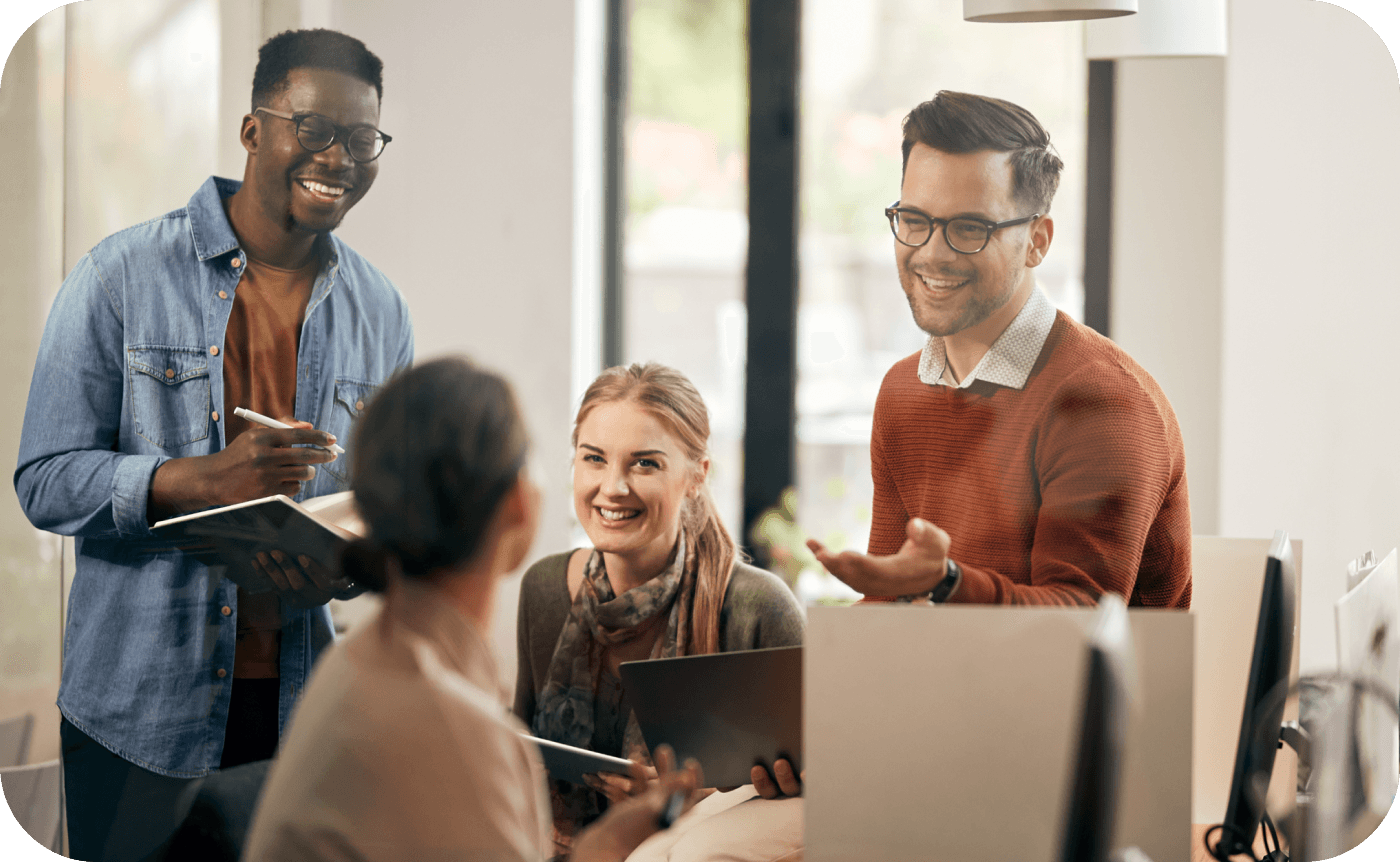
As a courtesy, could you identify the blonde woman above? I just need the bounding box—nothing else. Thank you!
[514,363,804,855]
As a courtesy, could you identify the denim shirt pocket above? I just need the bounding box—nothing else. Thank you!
[321,377,380,487]
[128,346,212,450]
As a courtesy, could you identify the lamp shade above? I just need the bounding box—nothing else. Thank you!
[1084,0,1226,58]
[964,0,1136,23]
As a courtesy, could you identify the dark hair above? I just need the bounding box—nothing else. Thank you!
[342,357,529,591]
[901,91,1063,213]
[250,29,384,110]
[574,363,735,655]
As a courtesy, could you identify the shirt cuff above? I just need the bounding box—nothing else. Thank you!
[112,454,170,536]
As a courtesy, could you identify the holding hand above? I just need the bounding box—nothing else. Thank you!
[751,758,804,799]
[572,745,704,862]
[806,517,951,597]
[584,762,658,804]
[149,415,339,519]
[254,551,360,609]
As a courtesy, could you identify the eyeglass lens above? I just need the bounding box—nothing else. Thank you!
[297,115,386,162]
[891,212,992,253]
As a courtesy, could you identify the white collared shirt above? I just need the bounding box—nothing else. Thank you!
[917,284,1058,390]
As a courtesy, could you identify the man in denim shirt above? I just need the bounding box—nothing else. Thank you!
[14,29,412,860]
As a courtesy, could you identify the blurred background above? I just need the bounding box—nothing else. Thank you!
[2,0,1399,770]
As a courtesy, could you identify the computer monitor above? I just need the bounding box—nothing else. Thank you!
[1209,530,1297,859]
[1059,593,1133,862]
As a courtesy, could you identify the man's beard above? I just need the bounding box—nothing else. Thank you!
[285,207,342,235]
[905,269,1019,337]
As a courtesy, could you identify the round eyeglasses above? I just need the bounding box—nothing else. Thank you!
[254,108,392,163]
[885,202,1039,254]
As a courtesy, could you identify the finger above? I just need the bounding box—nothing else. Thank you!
[652,744,677,779]
[275,416,315,430]
[774,759,802,796]
[254,552,291,592]
[296,555,337,591]
[264,427,339,449]
[269,550,307,590]
[751,764,780,799]
[280,464,317,484]
[680,758,703,799]
[907,517,951,554]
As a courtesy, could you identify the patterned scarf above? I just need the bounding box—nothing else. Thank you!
[532,529,696,854]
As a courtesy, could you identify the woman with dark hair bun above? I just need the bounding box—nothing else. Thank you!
[514,363,805,856]
[244,357,701,862]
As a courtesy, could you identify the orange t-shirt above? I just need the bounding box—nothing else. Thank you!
[224,252,318,678]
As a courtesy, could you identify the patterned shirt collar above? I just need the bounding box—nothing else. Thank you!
[917,284,1057,390]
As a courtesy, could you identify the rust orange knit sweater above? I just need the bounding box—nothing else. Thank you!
[867,311,1191,608]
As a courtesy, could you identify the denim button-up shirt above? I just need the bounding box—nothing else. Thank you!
[14,176,413,776]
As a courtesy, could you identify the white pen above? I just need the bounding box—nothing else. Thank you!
[233,407,345,456]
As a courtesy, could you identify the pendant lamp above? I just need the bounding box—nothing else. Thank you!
[964,0,1136,23]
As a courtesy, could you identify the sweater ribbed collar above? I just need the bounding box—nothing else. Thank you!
[917,284,1057,390]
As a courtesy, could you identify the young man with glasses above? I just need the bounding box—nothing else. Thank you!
[636,93,1193,857]
[805,90,1191,613]
[15,28,412,859]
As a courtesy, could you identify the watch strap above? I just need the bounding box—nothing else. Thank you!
[927,558,961,604]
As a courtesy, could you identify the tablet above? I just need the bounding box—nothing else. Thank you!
[619,645,802,789]
[521,734,634,786]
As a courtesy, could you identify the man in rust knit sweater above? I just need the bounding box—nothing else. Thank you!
[806,91,1191,612]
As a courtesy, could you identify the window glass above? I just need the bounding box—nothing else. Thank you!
[794,0,1086,601]
[622,0,748,536]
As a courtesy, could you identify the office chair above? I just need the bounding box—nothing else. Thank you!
[159,757,273,861]
[0,713,34,768]
[1,758,65,854]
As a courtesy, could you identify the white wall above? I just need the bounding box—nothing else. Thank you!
[1111,56,1226,537]
[1218,0,1400,674]
[0,0,579,720]
[331,0,579,685]
[1116,1,1400,674]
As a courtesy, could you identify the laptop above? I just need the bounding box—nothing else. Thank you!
[619,645,802,789]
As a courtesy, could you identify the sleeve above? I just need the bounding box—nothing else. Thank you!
[861,380,907,603]
[393,295,414,373]
[512,563,538,726]
[722,565,806,651]
[13,252,168,538]
[950,370,1181,606]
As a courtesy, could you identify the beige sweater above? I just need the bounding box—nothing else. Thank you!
[243,578,551,861]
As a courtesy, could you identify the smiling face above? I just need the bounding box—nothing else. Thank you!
[242,67,380,235]
[896,143,1052,341]
[572,399,708,572]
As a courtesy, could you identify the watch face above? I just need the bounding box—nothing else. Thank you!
[930,561,960,603]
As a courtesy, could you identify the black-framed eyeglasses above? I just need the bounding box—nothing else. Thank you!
[884,201,1039,254]
[254,108,392,163]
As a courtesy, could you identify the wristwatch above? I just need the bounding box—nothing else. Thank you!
[926,559,961,603]
[896,559,961,604]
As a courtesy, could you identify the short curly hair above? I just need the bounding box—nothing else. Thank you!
[250,29,384,110]
[901,91,1062,213]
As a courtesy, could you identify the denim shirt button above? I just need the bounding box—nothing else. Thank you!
[220,606,231,616]
[211,411,219,422]
[209,346,219,356]
[216,668,227,678]
[164,368,174,379]
[218,290,228,300]
[231,257,242,268]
